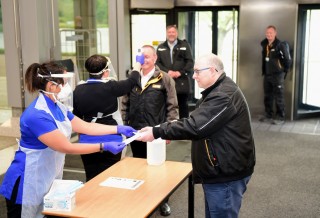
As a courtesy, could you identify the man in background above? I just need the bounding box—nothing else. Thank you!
[260,25,292,125]
[156,25,194,118]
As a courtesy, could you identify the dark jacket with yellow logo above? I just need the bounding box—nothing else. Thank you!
[152,73,255,184]
[121,66,178,129]
[261,37,291,76]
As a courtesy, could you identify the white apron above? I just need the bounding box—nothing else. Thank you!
[21,93,72,218]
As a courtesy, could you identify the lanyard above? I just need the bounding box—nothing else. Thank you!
[266,44,272,57]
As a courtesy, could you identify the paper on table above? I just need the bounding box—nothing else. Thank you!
[99,177,144,190]
[123,132,145,145]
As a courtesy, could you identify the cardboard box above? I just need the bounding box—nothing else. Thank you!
[43,179,83,211]
[44,191,76,211]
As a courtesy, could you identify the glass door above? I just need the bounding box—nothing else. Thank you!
[176,8,238,100]
[129,7,239,102]
[296,6,320,118]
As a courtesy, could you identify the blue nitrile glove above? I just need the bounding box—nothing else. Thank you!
[117,125,137,137]
[136,52,144,65]
[103,142,126,155]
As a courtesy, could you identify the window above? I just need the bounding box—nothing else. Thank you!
[58,0,109,80]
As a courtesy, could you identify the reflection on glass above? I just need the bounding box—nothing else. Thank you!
[218,10,238,81]
[193,11,213,99]
[191,10,238,99]
[194,12,213,59]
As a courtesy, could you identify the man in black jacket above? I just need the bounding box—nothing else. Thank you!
[260,25,292,125]
[138,53,256,218]
[156,25,194,119]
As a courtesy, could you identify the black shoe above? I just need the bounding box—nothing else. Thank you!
[160,202,171,216]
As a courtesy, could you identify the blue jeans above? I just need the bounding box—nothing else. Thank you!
[202,176,251,218]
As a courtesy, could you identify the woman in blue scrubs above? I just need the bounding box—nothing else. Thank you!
[0,61,136,218]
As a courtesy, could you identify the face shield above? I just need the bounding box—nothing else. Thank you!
[105,57,118,81]
[38,72,75,111]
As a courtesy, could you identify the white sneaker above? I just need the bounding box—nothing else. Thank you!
[272,119,285,125]
[259,116,273,123]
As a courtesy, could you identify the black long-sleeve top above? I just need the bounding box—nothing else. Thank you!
[73,71,139,125]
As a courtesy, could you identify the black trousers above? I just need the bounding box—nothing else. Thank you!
[5,177,21,218]
[130,140,147,158]
[263,72,285,119]
[177,93,189,119]
[81,151,121,181]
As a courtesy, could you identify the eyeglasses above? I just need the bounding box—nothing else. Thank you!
[194,67,218,75]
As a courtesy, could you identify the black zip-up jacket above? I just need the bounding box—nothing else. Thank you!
[261,37,291,75]
[156,39,194,94]
[153,73,256,184]
[156,39,194,75]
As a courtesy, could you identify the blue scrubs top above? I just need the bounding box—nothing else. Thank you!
[20,94,74,149]
[0,94,74,203]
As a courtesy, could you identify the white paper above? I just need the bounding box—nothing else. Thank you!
[123,132,145,145]
[99,177,144,190]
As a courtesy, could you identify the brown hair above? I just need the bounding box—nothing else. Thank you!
[267,25,277,31]
[25,62,66,93]
[166,24,177,31]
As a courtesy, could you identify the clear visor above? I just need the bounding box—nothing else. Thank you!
[39,72,75,111]
[106,57,118,80]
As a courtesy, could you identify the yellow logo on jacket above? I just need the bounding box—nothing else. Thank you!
[152,84,161,89]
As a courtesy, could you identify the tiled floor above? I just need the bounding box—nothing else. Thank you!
[1,116,320,218]
[251,118,320,135]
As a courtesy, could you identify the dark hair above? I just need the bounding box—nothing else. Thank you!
[166,24,177,30]
[25,62,66,93]
[85,55,108,79]
[267,25,277,31]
